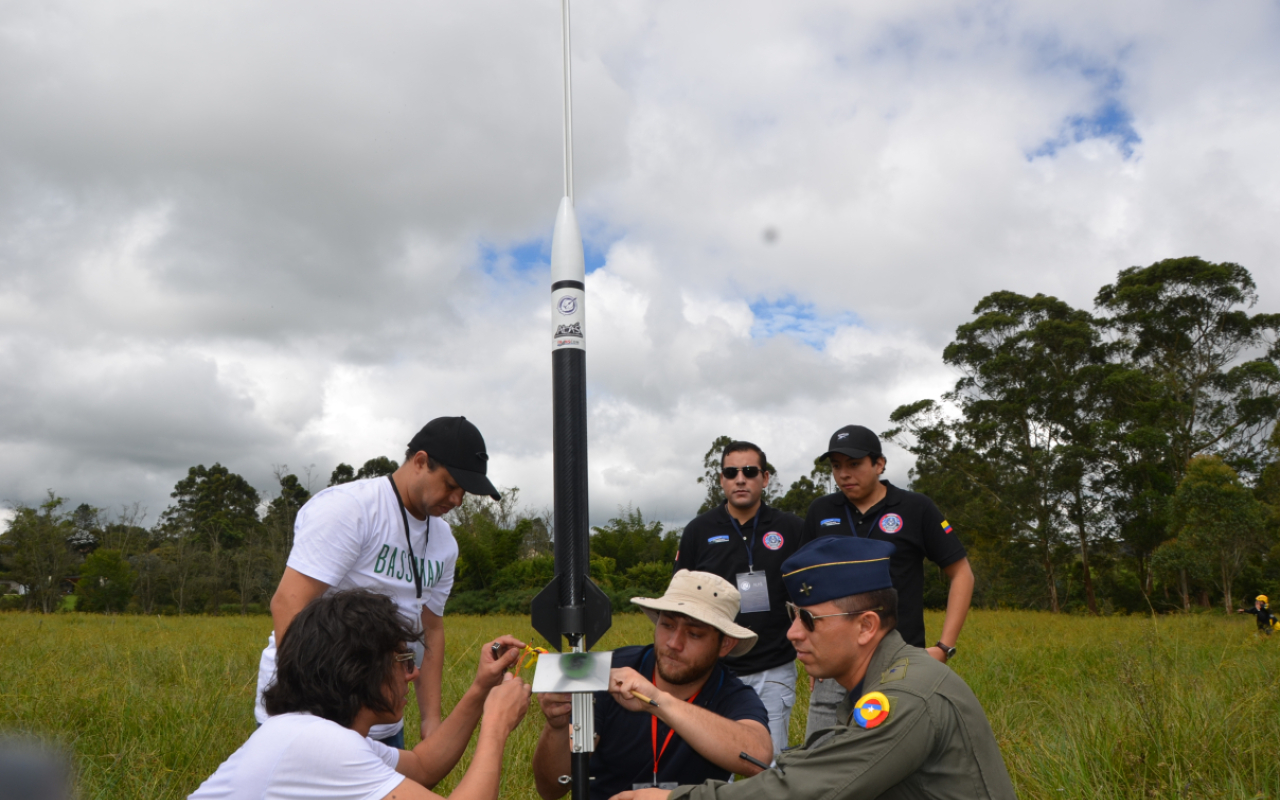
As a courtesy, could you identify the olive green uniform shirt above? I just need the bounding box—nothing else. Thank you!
[668,631,1017,800]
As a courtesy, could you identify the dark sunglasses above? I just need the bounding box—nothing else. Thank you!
[721,466,762,479]
[785,600,883,632]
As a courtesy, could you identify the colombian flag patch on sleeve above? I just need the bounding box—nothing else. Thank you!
[853,691,890,729]
[941,520,953,534]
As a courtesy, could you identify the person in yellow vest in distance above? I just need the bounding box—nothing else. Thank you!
[1236,594,1279,635]
[608,536,1016,800]
[532,571,773,800]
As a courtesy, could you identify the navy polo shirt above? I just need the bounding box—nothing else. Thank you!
[675,503,804,675]
[587,645,768,800]
[800,481,965,648]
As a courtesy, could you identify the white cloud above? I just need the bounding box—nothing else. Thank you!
[1,0,1277,529]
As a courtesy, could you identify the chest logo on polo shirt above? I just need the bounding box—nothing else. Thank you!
[820,518,841,527]
[878,514,903,534]
[707,534,731,544]
[853,691,890,729]
[762,531,784,550]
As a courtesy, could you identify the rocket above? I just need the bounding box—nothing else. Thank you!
[531,196,612,652]
[530,2,612,798]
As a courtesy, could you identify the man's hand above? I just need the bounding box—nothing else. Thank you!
[475,635,526,690]
[608,667,662,714]
[483,673,532,735]
[926,646,948,664]
[538,692,573,730]
[609,789,672,800]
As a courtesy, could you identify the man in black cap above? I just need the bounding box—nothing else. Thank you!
[674,441,804,754]
[608,537,1016,800]
[799,424,973,738]
[254,416,503,747]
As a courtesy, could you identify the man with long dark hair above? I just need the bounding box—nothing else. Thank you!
[193,589,531,800]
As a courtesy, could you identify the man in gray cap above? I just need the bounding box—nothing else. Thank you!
[608,537,1016,800]
[255,416,504,748]
[533,571,773,800]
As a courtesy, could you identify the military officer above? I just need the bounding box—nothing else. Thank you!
[608,536,1016,800]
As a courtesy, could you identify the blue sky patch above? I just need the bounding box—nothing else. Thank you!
[1032,96,1141,159]
[749,296,860,350]
[1027,46,1142,160]
[478,235,611,277]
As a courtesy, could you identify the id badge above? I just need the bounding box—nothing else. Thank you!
[633,784,679,791]
[736,572,770,613]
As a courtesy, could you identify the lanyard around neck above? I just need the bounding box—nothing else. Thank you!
[387,475,425,599]
[651,667,703,785]
[727,506,762,573]
[844,504,884,539]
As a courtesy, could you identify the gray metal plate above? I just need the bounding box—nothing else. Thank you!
[530,651,613,693]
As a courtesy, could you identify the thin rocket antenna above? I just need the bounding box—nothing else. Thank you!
[561,0,574,204]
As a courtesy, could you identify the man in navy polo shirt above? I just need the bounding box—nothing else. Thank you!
[675,441,804,754]
[799,424,974,738]
[532,571,772,800]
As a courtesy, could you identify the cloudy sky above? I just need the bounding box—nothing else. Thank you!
[2,0,1278,531]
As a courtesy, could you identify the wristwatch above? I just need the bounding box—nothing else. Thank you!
[935,641,956,662]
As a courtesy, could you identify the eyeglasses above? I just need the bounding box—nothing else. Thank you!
[395,648,424,673]
[721,466,762,479]
[785,600,883,632]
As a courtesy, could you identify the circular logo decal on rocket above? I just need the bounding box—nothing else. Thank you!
[878,514,903,534]
[763,531,784,550]
[558,296,578,315]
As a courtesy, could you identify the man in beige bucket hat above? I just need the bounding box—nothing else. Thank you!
[533,571,773,800]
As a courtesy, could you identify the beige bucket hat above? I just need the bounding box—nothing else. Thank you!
[631,570,758,657]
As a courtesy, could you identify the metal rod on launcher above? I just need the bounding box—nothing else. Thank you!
[561,0,574,204]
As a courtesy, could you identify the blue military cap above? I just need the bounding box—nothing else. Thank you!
[782,536,895,605]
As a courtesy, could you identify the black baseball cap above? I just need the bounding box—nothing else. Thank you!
[821,424,882,461]
[407,417,501,501]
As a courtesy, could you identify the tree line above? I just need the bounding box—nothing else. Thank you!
[0,456,683,615]
[2,256,1277,617]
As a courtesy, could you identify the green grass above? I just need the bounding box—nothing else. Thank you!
[2,611,1279,799]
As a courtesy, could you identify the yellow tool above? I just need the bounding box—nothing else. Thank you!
[514,645,549,677]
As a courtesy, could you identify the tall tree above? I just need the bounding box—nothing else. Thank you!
[1096,257,1280,481]
[0,493,80,613]
[158,464,262,549]
[1096,258,1280,596]
[774,458,835,516]
[356,457,398,479]
[696,435,735,513]
[939,292,1107,612]
[1149,537,1199,611]
[1170,456,1270,612]
[75,549,136,613]
[329,463,356,486]
[262,471,312,575]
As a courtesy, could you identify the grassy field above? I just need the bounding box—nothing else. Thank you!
[3,610,1279,799]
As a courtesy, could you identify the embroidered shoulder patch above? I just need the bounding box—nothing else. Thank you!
[852,692,890,729]
[880,657,909,684]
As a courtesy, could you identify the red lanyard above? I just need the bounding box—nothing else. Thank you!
[651,669,702,785]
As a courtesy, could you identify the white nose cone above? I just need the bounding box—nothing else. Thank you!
[550,196,585,283]
[550,196,586,351]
